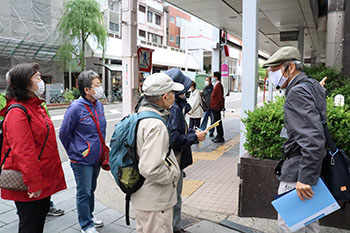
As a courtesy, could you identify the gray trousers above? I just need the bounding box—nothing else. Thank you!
[278,181,320,233]
[173,171,183,231]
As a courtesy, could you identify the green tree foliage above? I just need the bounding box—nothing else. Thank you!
[57,0,107,70]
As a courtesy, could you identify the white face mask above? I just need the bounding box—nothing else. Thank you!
[205,81,209,86]
[34,80,45,97]
[92,86,104,99]
[269,69,288,89]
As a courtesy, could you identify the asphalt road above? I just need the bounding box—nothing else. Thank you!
[50,91,266,162]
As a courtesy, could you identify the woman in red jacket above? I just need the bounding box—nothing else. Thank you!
[0,63,66,233]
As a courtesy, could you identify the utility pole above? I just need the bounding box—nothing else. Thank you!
[122,0,138,116]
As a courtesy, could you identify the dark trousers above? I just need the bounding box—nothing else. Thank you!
[15,196,51,233]
[189,118,201,129]
[212,110,224,138]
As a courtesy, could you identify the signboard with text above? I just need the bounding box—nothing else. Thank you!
[138,47,154,72]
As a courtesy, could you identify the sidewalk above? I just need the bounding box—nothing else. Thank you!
[1,109,350,232]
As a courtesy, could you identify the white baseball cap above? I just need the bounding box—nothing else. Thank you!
[142,73,184,96]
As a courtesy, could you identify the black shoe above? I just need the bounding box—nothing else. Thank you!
[212,137,225,143]
[209,133,214,137]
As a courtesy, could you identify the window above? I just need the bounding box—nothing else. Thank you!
[147,11,153,23]
[110,1,120,12]
[176,16,181,27]
[170,35,174,42]
[170,16,175,23]
[139,30,146,40]
[176,35,180,45]
[109,22,119,33]
[155,14,161,26]
[139,5,145,13]
[148,32,162,44]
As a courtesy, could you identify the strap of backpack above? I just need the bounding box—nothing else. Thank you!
[301,80,337,154]
[125,193,131,226]
[1,104,31,170]
[84,104,106,146]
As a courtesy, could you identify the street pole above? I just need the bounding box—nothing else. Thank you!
[239,0,259,157]
[122,0,138,116]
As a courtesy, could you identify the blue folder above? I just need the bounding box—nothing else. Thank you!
[271,178,340,232]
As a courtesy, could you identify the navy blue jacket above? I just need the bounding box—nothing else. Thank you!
[168,97,197,170]
[59,97,107,165]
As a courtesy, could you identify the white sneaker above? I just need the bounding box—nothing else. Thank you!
[93,217,104,228]
[81,227,99,233]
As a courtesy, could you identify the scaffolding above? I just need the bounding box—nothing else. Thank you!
[0,0,65,89]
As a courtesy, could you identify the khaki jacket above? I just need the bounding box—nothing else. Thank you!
[131,106,180,211]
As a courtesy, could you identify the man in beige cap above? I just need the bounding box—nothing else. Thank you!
[131,73,182,233]
[263,46,326,233]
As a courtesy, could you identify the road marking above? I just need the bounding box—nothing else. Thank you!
[109,109,121,114]
[106,117,122,123]
[51,115,64,121]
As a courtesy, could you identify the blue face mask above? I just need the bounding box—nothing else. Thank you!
[212,78,216,83]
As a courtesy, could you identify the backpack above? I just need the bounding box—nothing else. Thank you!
[0,104,31,155]
[109,110,170,225]
[199,92,208,112]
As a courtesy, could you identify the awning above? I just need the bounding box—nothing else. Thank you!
[94,63,123,72]
[0,36,58,59]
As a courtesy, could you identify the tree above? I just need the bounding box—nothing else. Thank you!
[57,0,107,71]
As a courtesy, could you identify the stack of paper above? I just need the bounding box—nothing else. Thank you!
[271,178,340,232]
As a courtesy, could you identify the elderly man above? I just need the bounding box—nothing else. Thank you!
[132,73,182,233]
[263,46,327,233]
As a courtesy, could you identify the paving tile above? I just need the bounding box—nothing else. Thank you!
[0,221,5,228]
[0,203,14,215]
[182,180,205,197]
[0,221,18,233]
[94,200,109,214]
[52,196,77,213]
[0,209,18,224]
[59,227,81,233]
[53,188,77,204]
[100,224,134,233]
[94,208,124,226]
[44,211,78,233]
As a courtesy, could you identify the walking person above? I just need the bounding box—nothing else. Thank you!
[59,70,106,233]
[187,81,203,129]
[211,72,225,143]
[132,73,182,233]
[200,76,215,136]
[165,68,207,233]
[0,63,66,233]
[263,46,326,233]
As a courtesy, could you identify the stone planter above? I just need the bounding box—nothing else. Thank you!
[238,156,350,230]
[238,156,279,219]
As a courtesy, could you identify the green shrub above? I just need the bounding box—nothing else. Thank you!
[242,96,286,160]
[63,88,80,102]
[243,96,350,160]
[303,65,348,95]
[72,87,80,99]
[326,98,350,153]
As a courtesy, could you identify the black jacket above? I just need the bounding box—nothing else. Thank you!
[168,97,197,170]
[202,84,213,109]
[280,72,327,185]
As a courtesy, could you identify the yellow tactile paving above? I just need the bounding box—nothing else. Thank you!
[192,135,240,162]
[182,179,205,197]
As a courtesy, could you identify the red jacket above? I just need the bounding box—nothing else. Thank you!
[210,82,225,110]
[0,98,66,202]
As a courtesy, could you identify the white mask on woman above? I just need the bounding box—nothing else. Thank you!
[34,80,45,97]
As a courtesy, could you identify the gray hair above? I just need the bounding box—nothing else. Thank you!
[284,60,303,71]
[144,95,162,104]
[78,70,99,98]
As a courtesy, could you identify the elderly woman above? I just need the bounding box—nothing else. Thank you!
[59,70,106,233]
[0,63,66,233]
